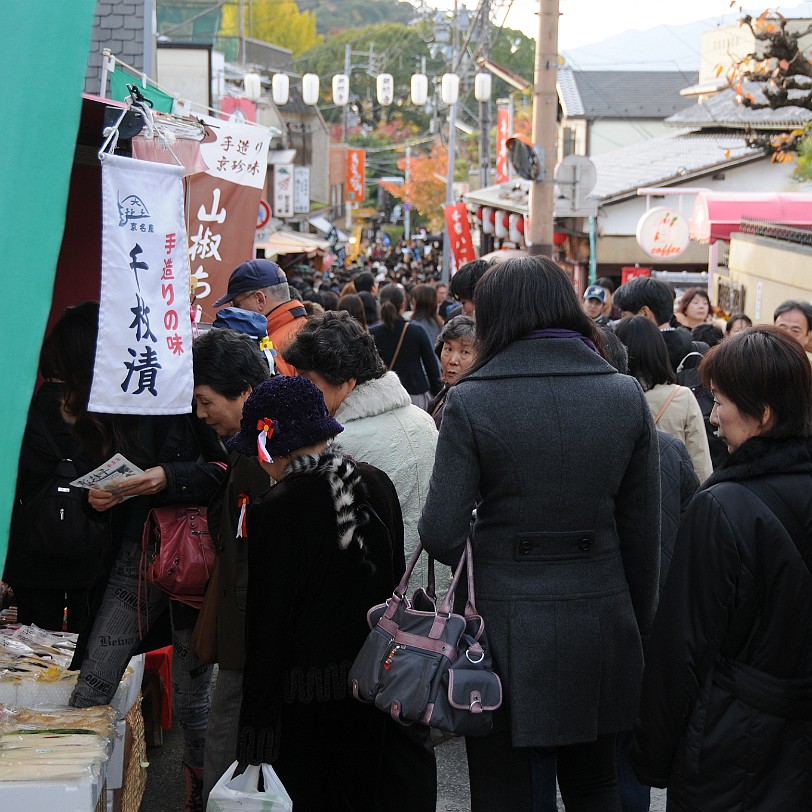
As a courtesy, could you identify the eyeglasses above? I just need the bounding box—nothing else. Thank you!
[232,292,255,308]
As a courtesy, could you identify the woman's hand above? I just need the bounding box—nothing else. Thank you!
[113,466,168,498]
[88,488,121,512]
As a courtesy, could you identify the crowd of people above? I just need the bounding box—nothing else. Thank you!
[3,253,812,811]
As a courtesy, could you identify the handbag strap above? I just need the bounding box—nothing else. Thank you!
[654,384,679,424]
[386,322,409,371]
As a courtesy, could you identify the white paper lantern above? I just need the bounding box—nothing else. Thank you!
[482,206,494,235]
[302,73,320,106]
[272,73,289,106]
[376,73,394,106]
[509,213,524,244]
[441,73,459,105]
[495,209,509,239]
[474,72,492,102]
[332,74,349,106]
[243,71,262,101]
[410,73,428,106]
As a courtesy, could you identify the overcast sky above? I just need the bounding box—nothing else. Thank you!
[428,0,812,51]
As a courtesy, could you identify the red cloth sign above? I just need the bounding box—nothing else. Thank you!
[444,202,477,272]
[347,149,365,202]
[496,106,510,184]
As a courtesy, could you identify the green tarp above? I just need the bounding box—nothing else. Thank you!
[0,1,97,573]
[110,67,175,113]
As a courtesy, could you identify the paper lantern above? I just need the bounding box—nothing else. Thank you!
[441,73,459,105]
[332,74,349,106]
[272,74,289,106]
[509,213,524,244]
[302,73,320,106]
[553,231,567,246]
[482,206,494,235]
[495,210,509,240]
[376,73,394,106]
[243,71,262,101]
[411,74,428,106]
[474,72,492,102]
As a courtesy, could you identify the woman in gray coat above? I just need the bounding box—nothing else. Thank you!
[418,257,660,812]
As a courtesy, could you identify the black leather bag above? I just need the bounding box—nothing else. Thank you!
[349,540,502,737]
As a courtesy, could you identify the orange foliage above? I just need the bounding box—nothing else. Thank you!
[380,142,449,232]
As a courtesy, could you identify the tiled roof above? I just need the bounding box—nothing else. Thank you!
[558,68,698,120]
[666,84,812,130]
[590,131,761,201]
[463,131,764,213]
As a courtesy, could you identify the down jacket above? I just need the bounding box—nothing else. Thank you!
[334,372,438,580]
[632,435,812,810]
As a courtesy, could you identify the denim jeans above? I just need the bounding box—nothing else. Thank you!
[70,540,213,769]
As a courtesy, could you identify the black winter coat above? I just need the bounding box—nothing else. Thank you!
[370,317,442,396]
[632,436,812,810]
[237,452,435,811]
[656,430,698,591]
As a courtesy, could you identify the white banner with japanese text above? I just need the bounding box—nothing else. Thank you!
[188,116,272,322]
[90,153,194,415]
[274,164,294,218]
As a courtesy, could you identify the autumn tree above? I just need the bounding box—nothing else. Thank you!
[219,0,322,56]
[380,142,448,232]
[725,9,812,163]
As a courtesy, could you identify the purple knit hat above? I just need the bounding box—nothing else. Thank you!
[227,376,343,458]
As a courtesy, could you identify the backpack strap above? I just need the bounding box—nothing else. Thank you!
[386,322,409,371]
[739,479,812,577]
[654,385,680,425]
[27,409,68,461]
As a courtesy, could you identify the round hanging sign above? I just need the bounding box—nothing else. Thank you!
[636,207,690,259]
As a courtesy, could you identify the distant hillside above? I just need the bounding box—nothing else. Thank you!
[298,0,416,35]
[562,2,812,72]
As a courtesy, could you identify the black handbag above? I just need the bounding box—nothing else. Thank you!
[349,539,502,737]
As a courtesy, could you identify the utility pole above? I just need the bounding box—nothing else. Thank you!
[478,1,491,255]
[441,1,459,284]
[342,44,351,144]
[404,145,412,241]
[527,0,559,257]
[238,0,246,63]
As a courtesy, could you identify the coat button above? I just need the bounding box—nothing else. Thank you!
[579,538,591,551]
[518,541,533,555]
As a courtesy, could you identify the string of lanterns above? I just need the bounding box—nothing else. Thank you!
[243,69,493,107]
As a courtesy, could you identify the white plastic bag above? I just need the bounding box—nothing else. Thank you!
[207,760,293,811]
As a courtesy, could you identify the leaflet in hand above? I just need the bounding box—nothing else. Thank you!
[69,454,145,492]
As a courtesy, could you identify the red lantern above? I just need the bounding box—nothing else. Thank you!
[516,216,525,234]
[475,206,483,221]
[553,231,567,246]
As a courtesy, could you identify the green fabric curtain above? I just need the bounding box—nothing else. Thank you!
[110,67,175,113]
[0,0,97,573]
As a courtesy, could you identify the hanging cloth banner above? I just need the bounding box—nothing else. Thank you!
[188,116,272,323]
[495,106,511,185]
[89,153,194,415]
[444,202,477,273]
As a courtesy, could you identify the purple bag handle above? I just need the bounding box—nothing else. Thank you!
[385,540,481,637]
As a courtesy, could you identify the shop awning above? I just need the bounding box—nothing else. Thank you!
[309,215,348,243]
[255,229,330,256]
[690,192,812,243]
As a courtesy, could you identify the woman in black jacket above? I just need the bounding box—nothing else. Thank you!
[231,376,433,811]
[49,303,226,809]
[370,284,441,410]
[632,326,812,810]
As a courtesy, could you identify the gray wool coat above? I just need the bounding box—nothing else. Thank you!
[418,337,661,748]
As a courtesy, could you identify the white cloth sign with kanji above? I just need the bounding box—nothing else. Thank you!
[90,153,194,414]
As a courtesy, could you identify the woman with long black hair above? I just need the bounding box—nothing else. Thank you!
[369,283,441,410]
[418,257,660,811]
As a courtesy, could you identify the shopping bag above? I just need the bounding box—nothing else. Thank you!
[207,760,293,811]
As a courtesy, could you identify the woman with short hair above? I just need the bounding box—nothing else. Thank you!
[419,256,660,811]
[428,314,476,427]
[633,326,812,809]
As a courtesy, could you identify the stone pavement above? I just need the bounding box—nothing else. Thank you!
[141,719,665,811]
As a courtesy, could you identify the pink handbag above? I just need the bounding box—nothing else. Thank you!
[142,505,214,609]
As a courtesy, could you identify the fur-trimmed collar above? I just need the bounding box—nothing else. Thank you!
[285,448,370,559]
[702,435,812,490]
[334,371,411,423]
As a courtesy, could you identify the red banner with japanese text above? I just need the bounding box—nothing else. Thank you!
[495,106,511,184]
[188,116,271,323]
[444,202,477,273]
[347,148,365,202]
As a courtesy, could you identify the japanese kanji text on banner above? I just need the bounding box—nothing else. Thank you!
[496,106,511,185]
[188,116,272,322]
[90,153,194,415]
[443,202,477,273]
[347,149,365,202]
